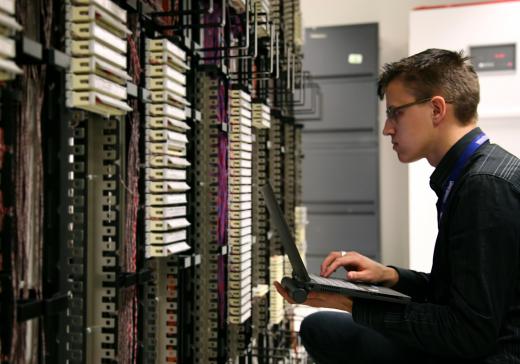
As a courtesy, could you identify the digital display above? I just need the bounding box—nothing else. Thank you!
[470,44,516,72]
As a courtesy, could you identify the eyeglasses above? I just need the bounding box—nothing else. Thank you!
[385,97,433,120]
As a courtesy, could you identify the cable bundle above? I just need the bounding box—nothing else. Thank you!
[117,15,142,364]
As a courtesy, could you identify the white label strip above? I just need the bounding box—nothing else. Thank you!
[73,73,127,99]
[146,38,186,61]
[146,129,188,144]
[146,64,186,84]
[146,77,186,97]
[229,241,252,255]
[146,205,187,219]
[229,250,252,265]
[68,91,131,115]
[229,209,252,220]
[71,5,130,36]
[228,176,252,185]
[147,155,190,168]
[229,116,252,127]
[145,230,187,245]
[149,90,189,107]
[145,167,187,181]
[230,124,252,136]
[229,201,252,211]
[0,12,22,32]
[0,0,15,15]
[71,39,127,69]
[72,0,127,23]
[71,22,126,54]
[146,181,190,193]
[230,89,251,102]
[229,217,252,229]
[0,36,15,58]
[229,167,251,177]
[229,142,252,153]
[147,117,190,131]
[147,142,187,156]
[71,57,131,84]
[252,103,270,113]
[145,193,187,206]
[146,103,186,120]
[229,184,252,194]
[146,217,190,232]
[146,50,189,71]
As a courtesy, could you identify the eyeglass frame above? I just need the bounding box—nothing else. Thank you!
[385,97,434,121]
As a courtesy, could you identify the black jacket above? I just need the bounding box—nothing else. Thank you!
[353,128,520,363]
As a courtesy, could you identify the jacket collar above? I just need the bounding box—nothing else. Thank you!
[429,127,484,198]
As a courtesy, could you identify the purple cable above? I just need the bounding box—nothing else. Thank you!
[216,80,228,247]
[214,79,229,329]
[203,3,224,64]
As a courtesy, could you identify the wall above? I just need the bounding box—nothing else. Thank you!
[409,1,520,271]
[300,0,480,268]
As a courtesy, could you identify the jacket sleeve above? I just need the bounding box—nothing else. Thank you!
[387,266,431,302]
[352,175,520,359]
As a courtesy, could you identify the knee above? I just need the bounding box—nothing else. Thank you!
[299,311,327,348]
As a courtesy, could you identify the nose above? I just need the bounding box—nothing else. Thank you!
[382,118,394,136]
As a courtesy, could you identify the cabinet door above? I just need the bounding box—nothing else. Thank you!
[297,23,380,274]
[302,139,378,202]
[296,77,378,131]
[303,24,378,77]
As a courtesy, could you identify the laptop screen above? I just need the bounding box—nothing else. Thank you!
[261,183,310,282]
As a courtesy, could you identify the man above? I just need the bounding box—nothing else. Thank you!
[275,49,520,363]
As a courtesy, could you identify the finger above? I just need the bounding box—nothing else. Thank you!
[273,281,288,298]
[320,252,335,274]
[322,255,360,278]
[274,281,296,304]
[322,255,349,277]
[320,251,342,275]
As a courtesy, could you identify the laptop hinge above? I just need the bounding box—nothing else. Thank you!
[292,272,306,283]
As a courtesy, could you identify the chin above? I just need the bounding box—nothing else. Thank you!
[397,152,418,164]
[397,155,409,163]
[403,156,423,164]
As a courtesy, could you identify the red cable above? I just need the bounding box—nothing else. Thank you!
[0,128,7,170]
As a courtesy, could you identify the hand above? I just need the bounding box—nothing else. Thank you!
[274,281,353,312]
[320,251,399,287]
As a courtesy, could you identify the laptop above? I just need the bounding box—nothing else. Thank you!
[261,183,411,304]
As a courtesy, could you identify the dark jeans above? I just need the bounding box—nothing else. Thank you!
[300,311,424,364]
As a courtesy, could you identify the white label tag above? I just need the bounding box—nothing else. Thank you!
[348,53,363,64]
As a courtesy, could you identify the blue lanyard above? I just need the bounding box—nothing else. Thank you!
[437,132,489,225]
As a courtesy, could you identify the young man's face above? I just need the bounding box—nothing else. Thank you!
[382,79,435,163]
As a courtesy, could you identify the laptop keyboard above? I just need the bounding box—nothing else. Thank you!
[309,273,370,291]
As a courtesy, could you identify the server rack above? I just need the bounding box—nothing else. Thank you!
[0,1,313,363]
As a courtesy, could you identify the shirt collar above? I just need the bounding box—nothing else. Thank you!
[429,127,483,197]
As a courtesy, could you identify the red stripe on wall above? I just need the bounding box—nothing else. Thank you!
[414,0,520,11]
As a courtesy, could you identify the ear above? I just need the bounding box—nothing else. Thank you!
[430,96,447,126]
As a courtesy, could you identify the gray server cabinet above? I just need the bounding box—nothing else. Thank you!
[301,77,378,132]
[303,23,378,77]
[297,24,380,278]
